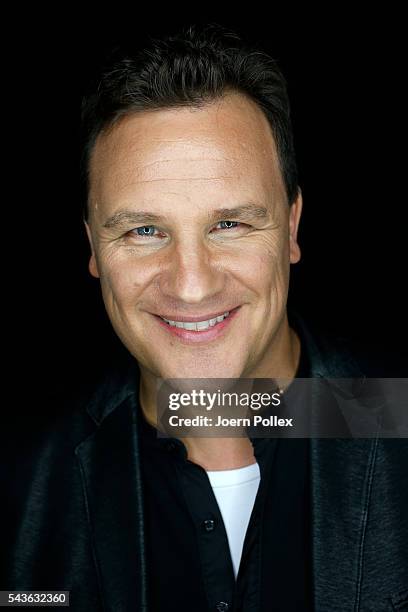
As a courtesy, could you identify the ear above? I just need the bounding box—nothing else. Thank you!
[289,188,303,264]
[84,221,100,278]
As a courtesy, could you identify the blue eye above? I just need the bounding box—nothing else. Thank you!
[218,221,240,230]
[135,226,156,236]
[126,225,166,242]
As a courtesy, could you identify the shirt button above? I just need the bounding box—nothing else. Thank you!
[203,518,215,532]
[215,603,229,611]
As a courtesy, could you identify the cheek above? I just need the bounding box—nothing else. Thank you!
[232,234,290,294]
[98,255,152,307]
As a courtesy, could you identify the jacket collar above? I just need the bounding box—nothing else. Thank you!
[85,355,140,426]
[288,308,365,378]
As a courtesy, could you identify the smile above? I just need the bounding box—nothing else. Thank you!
[160,311,230,331]
[153,307,240,344]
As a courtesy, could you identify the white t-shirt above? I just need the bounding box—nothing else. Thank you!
[206,462,261,578]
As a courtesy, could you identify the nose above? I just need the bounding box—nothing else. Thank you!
[159,237,225,305]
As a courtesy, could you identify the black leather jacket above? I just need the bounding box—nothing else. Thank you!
[2,313,407,611]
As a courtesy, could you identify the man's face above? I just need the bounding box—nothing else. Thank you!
[86,92,302,380]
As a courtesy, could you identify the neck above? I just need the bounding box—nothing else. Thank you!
[244,312,301,383]
[139,315,300,471]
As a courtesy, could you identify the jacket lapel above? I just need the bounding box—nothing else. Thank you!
[75,363,148,612]
[310,436,379,610]
[292,312,380,610]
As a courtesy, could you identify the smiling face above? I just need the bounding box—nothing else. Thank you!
[85,91,302,381]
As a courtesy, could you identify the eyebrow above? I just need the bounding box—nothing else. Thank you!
[102,204,269,229]
[211,205,269,222]
[103,210,162,228]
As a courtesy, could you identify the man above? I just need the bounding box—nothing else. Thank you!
[3,24,407,611]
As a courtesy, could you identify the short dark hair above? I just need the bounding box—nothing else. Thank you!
[81,23,298,220]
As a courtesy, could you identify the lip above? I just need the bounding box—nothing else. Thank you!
[152,306,241,344]
[154,308,237,323]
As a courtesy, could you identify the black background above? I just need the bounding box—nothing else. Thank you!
[14,7,406,401]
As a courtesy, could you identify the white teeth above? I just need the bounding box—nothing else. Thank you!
[161,311,230,331]
[183,322,197,330]
[195,321,209,331]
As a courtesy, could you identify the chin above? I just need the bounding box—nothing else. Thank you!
[149,355,244,381]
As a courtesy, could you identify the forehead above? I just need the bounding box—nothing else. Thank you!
[89,92,286,215]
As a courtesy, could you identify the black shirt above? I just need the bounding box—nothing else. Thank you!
[137,346,312,612]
